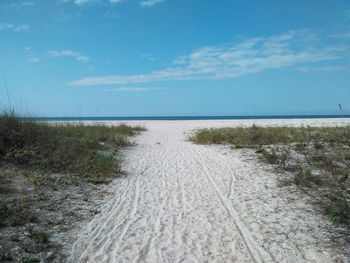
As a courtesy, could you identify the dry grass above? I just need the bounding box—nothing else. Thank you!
[0,112,145,179]
[191,125,350,227]
[0,111,145,261]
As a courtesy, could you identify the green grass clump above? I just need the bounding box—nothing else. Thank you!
[294,168,322,187]
[0,198,36,227]
[191,125,350,227]
[22,255,40,263]
[260,148,289,168]
[191,125,350,147]
[10,234,19,242]
[0,112,144,178]
[27,226,50,243]
[324,192,350,225]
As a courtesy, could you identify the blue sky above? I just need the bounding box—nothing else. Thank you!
[1,0,350,117]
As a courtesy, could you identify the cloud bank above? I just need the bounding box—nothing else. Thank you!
[69,30,348,87]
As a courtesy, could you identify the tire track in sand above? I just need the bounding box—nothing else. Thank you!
[69,120,346,262]
[190,146,275,263]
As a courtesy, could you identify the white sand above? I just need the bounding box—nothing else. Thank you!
[69,118,350,263]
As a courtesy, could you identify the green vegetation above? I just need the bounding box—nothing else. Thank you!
[260,148,289,168]
[10,234,19,242]
[0,112,144,179]
[191,125,350,227]
[0,197,36,227]
[22,256,40,263]
[191,125,350,146]
[294,168,322,187]
[27,225,50,243]
[0,111,145,261]
[325,191,350,225]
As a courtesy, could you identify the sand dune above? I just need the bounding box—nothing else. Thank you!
[69,119,350,263]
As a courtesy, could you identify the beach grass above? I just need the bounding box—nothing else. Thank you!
[190,125,350,146]
[0,111,145,261]
[0,111,145,179]
[191,125,350,226]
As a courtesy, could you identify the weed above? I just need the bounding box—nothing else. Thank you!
[294,168,322,187]
[27,225,50,243]
[10,234,19,242]
[23,255,40,263]
[191,125,350,227]
[261,148,289,168]
[324,192,350,225]
[0,113,143,179]
[261,148,279,165]
[0,251,13,261]
[0,198,36,227]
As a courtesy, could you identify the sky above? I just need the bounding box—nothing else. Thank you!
[0,0,350,117]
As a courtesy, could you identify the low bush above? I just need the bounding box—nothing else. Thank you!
[22,255,40,263]
[0,198,36,227]
[191,125,350,227]
[0,112,144,178]
[27,226,50,243]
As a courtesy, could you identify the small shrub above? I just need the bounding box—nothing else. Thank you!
[191,126,350,147]
[324,194,350,225]
[294,143,306,153]
[27,226,50,243]
[0,198,36,227]
[261,148,289,168]
[0,251,13,261]
[294,168,322,187]
[191,125,350,227]
[314,142,324,150]
[261,149,279,165]
[0,113,143,179]
[10,234,19,242]
[333,167,348,177]
[23,255,40,263]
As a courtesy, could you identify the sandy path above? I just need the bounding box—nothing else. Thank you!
[69,119,350,263]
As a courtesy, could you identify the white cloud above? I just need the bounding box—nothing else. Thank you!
[74,0,95,5]
[47,50,90,62]
[28,57,40,63]
[173,55,187,65]
[24,46,40,63]
[69,30,348,87]
[0,23,30,32]
[296,66,347,73]
[140,0,163,7]
[3,1,35,10]
[63,0,123,5]
[61,0,97,6]
[109,0,124,3]
[103,87,165,92]
[24,48,89,63]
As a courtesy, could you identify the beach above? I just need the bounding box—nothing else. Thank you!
[69,118,350,263]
